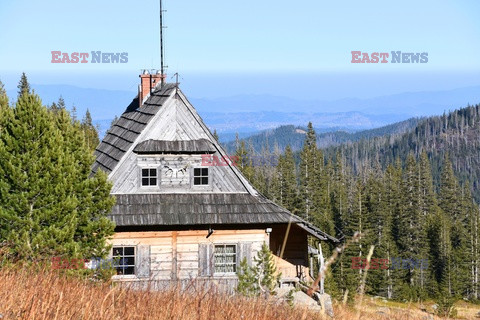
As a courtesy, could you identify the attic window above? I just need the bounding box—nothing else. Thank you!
[141,168,157,186]
[193,168,209,185]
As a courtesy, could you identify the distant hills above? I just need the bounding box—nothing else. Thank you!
[322,104,480,202]
[6,84,480,139]
[189,86,480,116]
[223,118,421,153]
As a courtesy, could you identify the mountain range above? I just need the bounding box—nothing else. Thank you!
[6,84,480,139]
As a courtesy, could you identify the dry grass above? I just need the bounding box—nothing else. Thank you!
[0,267,324,320]
[0,267,478,319]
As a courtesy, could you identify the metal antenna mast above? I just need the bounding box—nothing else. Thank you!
[160,0,165,86]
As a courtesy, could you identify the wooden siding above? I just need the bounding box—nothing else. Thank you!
[110,230,267,281]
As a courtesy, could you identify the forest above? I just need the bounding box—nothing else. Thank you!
[233,104,480,303]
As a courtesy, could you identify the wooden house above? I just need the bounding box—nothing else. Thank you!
[92,71,338,289]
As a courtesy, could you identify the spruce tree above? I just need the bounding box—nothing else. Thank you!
[439,154,467,296]
[212,129,219,142]
[300,122,320,221]
[275,145,301,215]
[17,72,30,97]
[80,109,100,152]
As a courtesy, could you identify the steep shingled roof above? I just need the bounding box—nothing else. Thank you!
[92,83,177,174]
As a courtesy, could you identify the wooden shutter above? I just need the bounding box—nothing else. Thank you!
[136,245,151,278]
[199,243,213,276]
[238,242,253,269]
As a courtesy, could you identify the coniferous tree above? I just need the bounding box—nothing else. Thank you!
[0,80,8,108]
[212,129,219,142]
[398,154,425,297]
[300,122,320,221]
[17,72,30,97]
[0,88,115,261]
[81,109,100,152]
[274,145,301,215]
[50,96,66,113]
[439,154,468,296]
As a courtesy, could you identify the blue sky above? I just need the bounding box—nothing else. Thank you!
[0,0,479,99]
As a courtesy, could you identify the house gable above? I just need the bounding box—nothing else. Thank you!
[99,84,254,195]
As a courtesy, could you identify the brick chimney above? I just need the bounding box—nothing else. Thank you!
[138,69,165,106]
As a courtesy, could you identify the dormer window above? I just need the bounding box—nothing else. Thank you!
[141,168,157,186]
[193,168,209,185]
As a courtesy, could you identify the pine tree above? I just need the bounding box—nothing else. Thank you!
[0,89,115,261]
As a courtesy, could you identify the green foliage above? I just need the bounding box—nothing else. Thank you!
[0,84,115,262]
[434,291,458,318]
[236,243,281,297]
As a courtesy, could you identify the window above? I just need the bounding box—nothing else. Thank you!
[193,168,209,185]
[214,244,237,274]
[113,246,135,275]
[141,168,157,186]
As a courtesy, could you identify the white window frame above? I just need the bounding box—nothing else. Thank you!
[191,167,210,188]
[139,167,159,188]
[213,244,238,275]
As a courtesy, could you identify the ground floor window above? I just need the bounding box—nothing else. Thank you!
[113,246,135,275]
[214,244,237,274]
